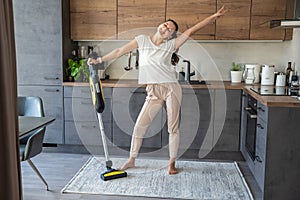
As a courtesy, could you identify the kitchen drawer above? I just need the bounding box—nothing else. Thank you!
[257,101,268,122]
[64,86,112,98]
[65,121,112,145]
[64,97,111,122]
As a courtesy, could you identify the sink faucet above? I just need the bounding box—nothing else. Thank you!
[183,60,195,83]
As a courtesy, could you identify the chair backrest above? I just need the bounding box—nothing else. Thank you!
[18,96,45,117]
[18,96,46,160]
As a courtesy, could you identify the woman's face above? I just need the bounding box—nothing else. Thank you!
[157,21,176,39]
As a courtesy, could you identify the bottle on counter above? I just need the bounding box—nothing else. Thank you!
[286,61,293,86]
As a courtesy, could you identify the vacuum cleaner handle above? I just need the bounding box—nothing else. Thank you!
[89,65,105,113]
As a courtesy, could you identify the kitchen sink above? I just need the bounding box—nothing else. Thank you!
[190,80,207,85]
[180,80,208,85]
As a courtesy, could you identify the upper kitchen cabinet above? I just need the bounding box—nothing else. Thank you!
[14,0,62,85]
[117,0,165,40]
[69,0,295,41]
[250,0,292,40]
[216,0,251,40]
[166,0,216,40]
[70,0,117,40]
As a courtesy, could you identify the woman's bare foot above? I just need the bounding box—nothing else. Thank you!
[168,160,178,175]
[119,157,135,171]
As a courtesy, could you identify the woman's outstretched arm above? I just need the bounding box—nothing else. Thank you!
[175,6,227,49]
[88,39,138,65]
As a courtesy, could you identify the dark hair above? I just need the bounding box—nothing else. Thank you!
[167,19,179,66]
[166,19,178,39]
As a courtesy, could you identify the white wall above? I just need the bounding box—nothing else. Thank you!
[80,29,300,81]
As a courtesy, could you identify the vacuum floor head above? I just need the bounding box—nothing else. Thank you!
[100,168,127,181]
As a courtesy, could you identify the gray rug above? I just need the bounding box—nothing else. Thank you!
[62,157,253,200]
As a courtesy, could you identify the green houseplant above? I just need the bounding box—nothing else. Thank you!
[66,58,89,82]
[230,62,243,83]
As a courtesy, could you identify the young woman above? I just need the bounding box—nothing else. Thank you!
[88,6,226,174]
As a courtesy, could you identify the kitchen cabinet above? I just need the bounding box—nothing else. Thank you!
[163,88,214,152]
[240,91,300,199]
[69,0,295,41]
[64,86,112,147]
[250,0,288,40]
[13,0,63,144]
[112,87,163,149]
[166,0,216,40]
[70,0,117,40]
[216,0,251,40]
[118,0,165,40]
[213,89,241,151]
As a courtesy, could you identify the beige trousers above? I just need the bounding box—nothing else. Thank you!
[130,82,182,159]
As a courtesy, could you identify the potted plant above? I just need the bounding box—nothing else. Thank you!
[65,58,89,82]
[230,62,243,83]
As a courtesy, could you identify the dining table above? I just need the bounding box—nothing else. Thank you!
[18,116,55,139]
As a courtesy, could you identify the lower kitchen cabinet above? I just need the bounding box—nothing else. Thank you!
[18,85,64,144]
[64,86,112,146]
[241,91,300,199]
[112,87,163,149]
[162,88,214,153]
[213,89,241,151]
[63,85,243,159]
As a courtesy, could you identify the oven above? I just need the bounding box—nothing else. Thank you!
[244,94,258,161]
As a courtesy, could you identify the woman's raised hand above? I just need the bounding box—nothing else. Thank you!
[214,5,227,19]
[87,58,97,65]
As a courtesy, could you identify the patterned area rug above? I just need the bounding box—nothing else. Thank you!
[62,157,253,200]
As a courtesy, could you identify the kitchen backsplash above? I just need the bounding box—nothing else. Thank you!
[79,29,300,81]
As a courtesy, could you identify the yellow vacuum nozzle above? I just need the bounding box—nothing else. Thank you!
[100,168,127,181]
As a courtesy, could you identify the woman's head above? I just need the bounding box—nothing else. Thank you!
[157,19,178,40]
[167,19,178,39]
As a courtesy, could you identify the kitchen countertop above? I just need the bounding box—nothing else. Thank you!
[63,79,300,108]
[243,86,300,108]
[63,79,244,89]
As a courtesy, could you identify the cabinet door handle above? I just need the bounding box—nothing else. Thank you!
[255,156,262,163]
[257,123,264,129]
[258,107,265,112]
[44,76,59,80]
[81,125,97,129]
[130,90,146,94]
[80,101,91,105]
[44,88,60,92]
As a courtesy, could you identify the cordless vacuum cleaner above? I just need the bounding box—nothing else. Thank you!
[88,52,127,181]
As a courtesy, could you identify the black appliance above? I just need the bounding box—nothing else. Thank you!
[244,94,258,161]
[250,86,299,96]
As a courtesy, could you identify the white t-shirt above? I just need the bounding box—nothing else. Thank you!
[135,35,177,84]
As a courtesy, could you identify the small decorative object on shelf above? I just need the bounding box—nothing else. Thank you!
[230,62,243,83]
